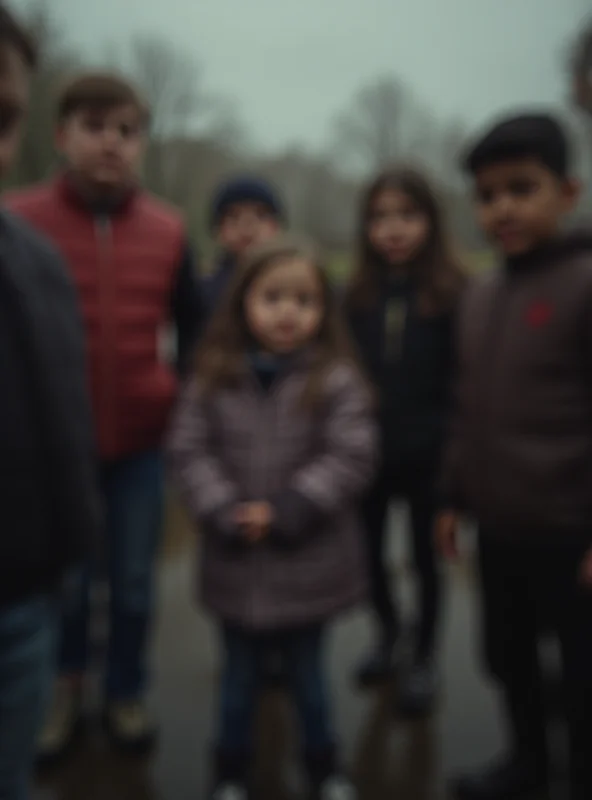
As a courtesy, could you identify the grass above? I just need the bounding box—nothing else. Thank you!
[326,249,495,284]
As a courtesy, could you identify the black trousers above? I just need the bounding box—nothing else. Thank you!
[362,460,440,660]
[478,532,592,800]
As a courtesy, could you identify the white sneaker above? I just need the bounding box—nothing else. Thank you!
[211,783,249,800]
[318,775,357,800]
[37,678,83,764]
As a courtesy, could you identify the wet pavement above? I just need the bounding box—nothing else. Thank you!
[33,503,506,800]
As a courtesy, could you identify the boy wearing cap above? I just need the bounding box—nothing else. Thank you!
[436,113,592,800]
[204,176,284,316]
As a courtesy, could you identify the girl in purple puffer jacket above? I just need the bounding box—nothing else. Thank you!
[168,234,376,800]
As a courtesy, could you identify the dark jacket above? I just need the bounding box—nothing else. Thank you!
[440,229,592,537]
[0,210,99,608]
[166,356,376,630]
[347,278,456,466]
[6,175,204,460]
[202,253,236,321]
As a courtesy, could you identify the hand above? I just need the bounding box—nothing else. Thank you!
[435,510,460,560]
[234,502,274,544]
[579,547,592,588]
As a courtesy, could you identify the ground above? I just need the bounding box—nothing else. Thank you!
[33,504,508,800]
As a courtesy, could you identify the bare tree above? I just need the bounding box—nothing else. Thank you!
[123,35,247,206]
[7,5,79,187]
[572,19,592,117]
[124,36,208,200]
[332,77,420,174]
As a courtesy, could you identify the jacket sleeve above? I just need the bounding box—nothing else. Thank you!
[35,241,101,563]
[166,378,241,539]
[271,363,377,543]
[170,241,205,378]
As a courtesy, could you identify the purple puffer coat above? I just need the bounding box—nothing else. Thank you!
[167,357,377,630]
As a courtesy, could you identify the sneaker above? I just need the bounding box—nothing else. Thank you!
[356,640,399,687]
[102,699,157,754]
[36,678,84,766]
[317,775,357,800]
[452,752,549,800]
[396,660,438,717]
[210,783,249,800]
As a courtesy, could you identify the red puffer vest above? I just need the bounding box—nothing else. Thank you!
[6,175,184,460]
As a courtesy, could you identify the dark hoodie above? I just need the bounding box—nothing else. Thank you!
[347,274,456,466]
[440,228,592,537]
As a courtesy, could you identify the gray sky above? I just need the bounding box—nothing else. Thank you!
[12,0,589,152]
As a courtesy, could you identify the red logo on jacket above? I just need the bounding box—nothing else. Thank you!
[526,300,553,328]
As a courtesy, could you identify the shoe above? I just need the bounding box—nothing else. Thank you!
[396,659,438,717]
[36,678,84,766]
[356,640,399,687]
[210,783,249,800]
[316,774,357,800]
[102,699,157,754]
[452,753,549,799]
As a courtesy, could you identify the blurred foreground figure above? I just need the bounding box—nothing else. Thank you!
[0,6,98,798]
[437,114,592,800]
[7,71,203,762]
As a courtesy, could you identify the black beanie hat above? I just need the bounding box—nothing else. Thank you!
[209,176,285,230]
[463,113,570,178]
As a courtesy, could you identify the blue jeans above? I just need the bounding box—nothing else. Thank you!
[59,451,164,700]
[0,595,55,800]
[218,623,334,756]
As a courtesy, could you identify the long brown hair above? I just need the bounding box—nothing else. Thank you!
[345,167,466,314]
[197,233,363,407]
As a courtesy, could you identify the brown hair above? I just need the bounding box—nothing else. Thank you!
[197,233,363,407]
[56,72,150,126]
[0,5,36,68]
[345,167,466,315]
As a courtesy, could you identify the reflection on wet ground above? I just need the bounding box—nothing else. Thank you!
[34,504,504,800]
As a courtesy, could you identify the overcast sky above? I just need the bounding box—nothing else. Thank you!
[11,0,589,152]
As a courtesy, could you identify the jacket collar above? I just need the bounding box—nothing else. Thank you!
[505,226,592,275]
[52,171,139,217]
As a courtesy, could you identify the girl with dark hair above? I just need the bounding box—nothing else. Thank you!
[346,167,466,715]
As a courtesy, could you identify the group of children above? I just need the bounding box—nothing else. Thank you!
[0,4,590,800]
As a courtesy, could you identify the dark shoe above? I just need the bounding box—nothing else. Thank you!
[36,678,85,767]
[396,659,438,717]
[356,640,399,687]
[452,753,549,799]
[102,700,157,754]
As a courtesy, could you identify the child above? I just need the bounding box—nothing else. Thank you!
[204,175,284,315]
[168,234,376,800]
[205,175,290,690]
[5,71,204,762]
[436,114,592,800]
[0,7,98,798]
[345,168,465,714]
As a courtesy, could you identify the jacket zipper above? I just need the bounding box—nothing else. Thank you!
[95,215,116,456]
[249,372,280,628]
[384,298,407,363]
